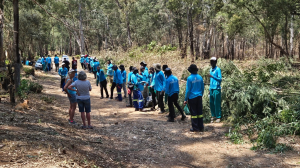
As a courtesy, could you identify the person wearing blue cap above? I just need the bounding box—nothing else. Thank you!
[54,55,59,72]
[184,64,205,132]
[164,68,186,122]
[209,57,222,123]
[97,66,109,99]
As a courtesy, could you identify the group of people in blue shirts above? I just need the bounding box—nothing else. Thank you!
[91,57,222,132]
[62,55,222,132]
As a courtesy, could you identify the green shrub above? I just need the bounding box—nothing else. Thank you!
[76,55,81,59]
[34,56,40,61]
[29,82,43,93]
[24,67,35,76]
[17,79,43,100]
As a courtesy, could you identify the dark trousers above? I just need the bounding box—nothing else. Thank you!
[150,87,157,108]
[156,91,165,112]
[47,63,51,71]
[128,89,133,106]
[55,64,59,72]
[81,63,84,69]
[100,80,109,98]
[93,71,97,79]
[188,96,204,131]
[110,82,116,99]
[61,77,66,91]
[117,84,123,101]
[168,93,184,119]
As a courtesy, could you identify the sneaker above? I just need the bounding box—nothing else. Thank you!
[87,125,94,129]
[100,97,104,99]
[106,96,110,98]
[81,125,87,130]
[181,115,186,121]
[110,97,113,100]
[190,128,199,132]
[135,108,139,111]
[211,117,215,123]
[215,119,221,123]
[68,119,76,125]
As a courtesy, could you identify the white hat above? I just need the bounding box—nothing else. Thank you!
[62,63,65,66]
[69,69,77,73]
[210,57,217,61]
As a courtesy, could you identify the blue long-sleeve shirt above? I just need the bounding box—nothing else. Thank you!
[54,57,59,64]
[107,63,114,76]
[41,58,45,65]
[210,66,222,90]
[58,67,68,77]
[185,74,204,101]
[127,71,133,83]
[46,57,51,64]
[85,57,90,64]
[165,75,179,97]
[121,70,127,83]
[151,71,166,92]
[131,73,144,91]
[93,61,100,72]
[114,69,123,84]
[97,69,106,83]
[142,70,149,86]
[80,57,84,63]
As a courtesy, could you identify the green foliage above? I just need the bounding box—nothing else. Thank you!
[23,67,35,76]
[226,127,244,144]
[35,56,40,61]
[75,55,81,59]
[18,79,43,100]
[41,96,55,104]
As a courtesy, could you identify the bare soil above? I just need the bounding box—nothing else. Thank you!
[0,66,300,168]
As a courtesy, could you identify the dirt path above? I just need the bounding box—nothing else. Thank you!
[1,65,300,168]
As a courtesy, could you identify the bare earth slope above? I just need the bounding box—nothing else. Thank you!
[0,66,299,168]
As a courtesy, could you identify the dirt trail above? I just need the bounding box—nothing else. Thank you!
[1,65,300,168]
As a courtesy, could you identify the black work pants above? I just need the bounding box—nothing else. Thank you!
[168,93,184,119]
[156,91,165,112]
[93,71,97,79]
[150,87,157,108]
[110,82,116,99]
[81,63,84,69]
[188,96,204,131]
[100,80,109,98]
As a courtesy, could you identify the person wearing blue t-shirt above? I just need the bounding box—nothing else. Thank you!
[112,65,123,101]
[46,55,52,72]
[209,57,222,123]
[140,66,149,105]
[126,66,134,107]
[63,69,77,125]
[149,67,157,111]
[164,68,186,122]
[80,56,84,69]
[131,68,146,112]
[106,60,114,84]
[150,63,166,114]
[140,61,148,71]
[184,64,205,132]
[54,55,59,72]
[58,63,68,91]
[119,65,127,98]
[96,66,109,99]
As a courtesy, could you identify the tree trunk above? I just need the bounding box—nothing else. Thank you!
[206,28,212,59]
[290,15,294,57]
[0,0,5,70]
[189,10,194,62]
[284,15,288,54]
[126,12,132,48]
[79,1,85,55]
[68,33,72,56]
[13,0,20,100]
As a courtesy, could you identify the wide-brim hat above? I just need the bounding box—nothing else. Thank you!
[140,61,147,65]
[188,64,198,74]
[210,57,217,61]
[119,65,125,69]
[61,63,65,66]
[155,63,161,71]
[112,65,118,69]
[164,68,172,74]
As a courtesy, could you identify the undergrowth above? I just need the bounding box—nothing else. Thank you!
[180,58,300,151]
[18,79,43,100]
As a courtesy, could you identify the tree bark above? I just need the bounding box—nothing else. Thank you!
[13,0,20,98]
[79,1,85,55]
[189,10,194,62]
[126,12,132,48]
[68,33,72,56]
[290,15,294,57]
[0,0,5,70]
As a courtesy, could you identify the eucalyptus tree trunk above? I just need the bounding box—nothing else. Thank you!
[68,33,72,56]
[189,10,194,62]
[0,0,5,70]
[290,15,294,57]
[79,0,85,55]
[126,12,132,47]
[13,0,19,103]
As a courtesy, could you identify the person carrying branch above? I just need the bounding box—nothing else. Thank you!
[184,64,205,132]
[208,57,222,123]
[164,68,186,122]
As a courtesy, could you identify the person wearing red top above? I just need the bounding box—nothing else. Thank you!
[72,57,77,70]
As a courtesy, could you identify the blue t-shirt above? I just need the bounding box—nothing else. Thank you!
[107,63,114,76]
[121,70,127,83]
[97,69,106,82]
[67,79,77,95]
[165,75,179,97]
[185,74,204,101]
[46,57,51,64]
[209,66,222,90]
[127,71,133,83]
[93,61,100,72]
[58,67,68,77]
[54,57,59,64]
[25,60,29,65]
[151,71,166,92]
[131,73,144,91]
[114,69,123,84]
